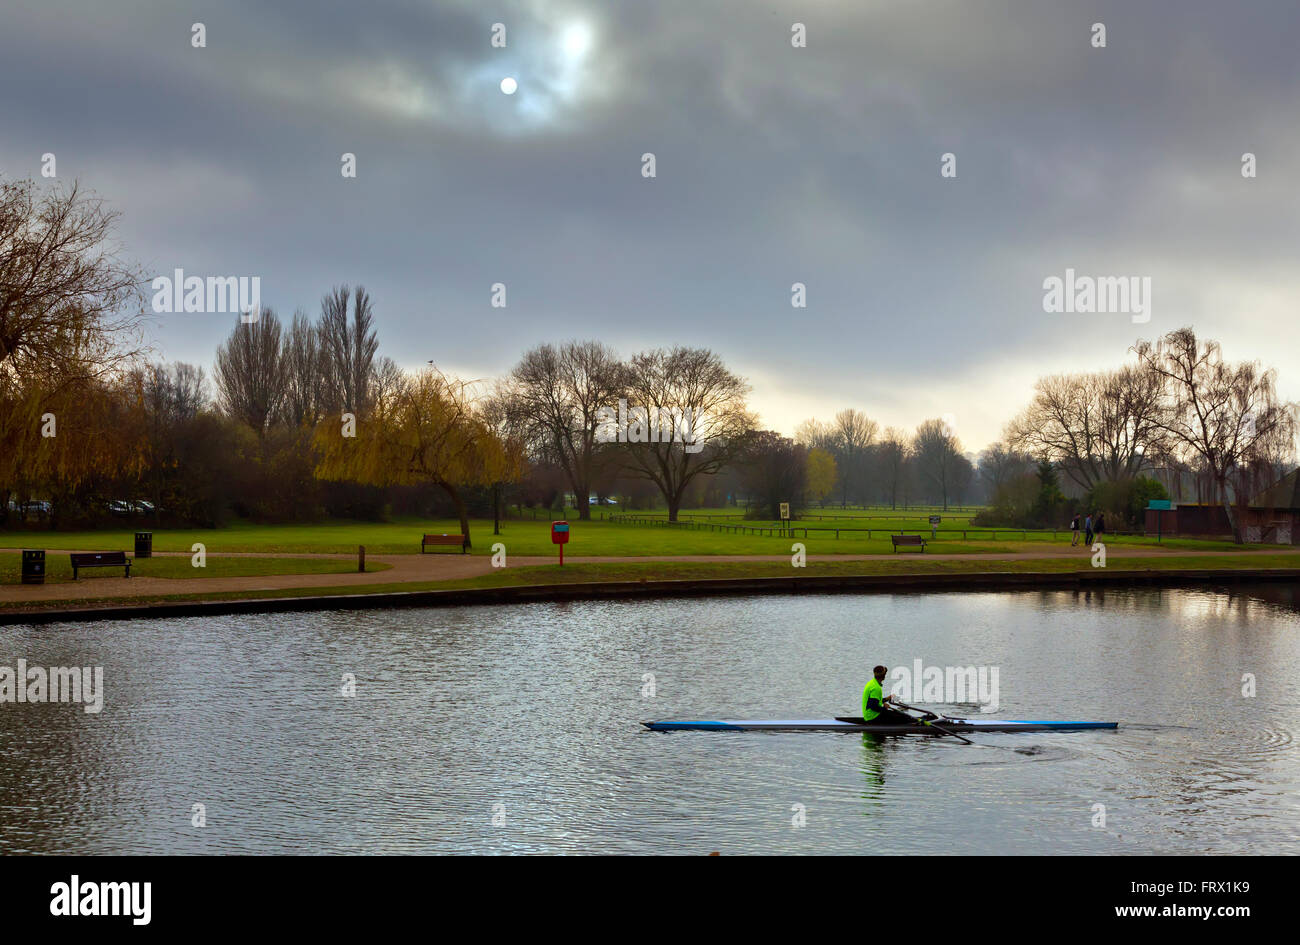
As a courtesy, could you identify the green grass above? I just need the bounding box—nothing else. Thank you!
[0,513,1285,557]
[3,553,1297,613]
[0,551,390,585]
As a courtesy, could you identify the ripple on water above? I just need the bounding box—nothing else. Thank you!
[0,586,1297,854]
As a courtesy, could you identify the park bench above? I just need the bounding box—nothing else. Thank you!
[70,551,132,579]
[890,534,926,553]
[421,533,469,554]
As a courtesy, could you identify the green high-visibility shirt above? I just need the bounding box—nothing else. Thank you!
[863,678,884,721]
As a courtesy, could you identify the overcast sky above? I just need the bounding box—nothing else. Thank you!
[3,0,1298,452]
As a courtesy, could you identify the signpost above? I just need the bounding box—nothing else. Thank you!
[1147,500,1172,543]
[551,520,569,565]
[779,503,790,537]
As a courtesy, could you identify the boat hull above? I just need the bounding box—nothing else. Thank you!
[642,718,1118,733]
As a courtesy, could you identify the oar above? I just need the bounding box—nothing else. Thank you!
[891,700,973,744]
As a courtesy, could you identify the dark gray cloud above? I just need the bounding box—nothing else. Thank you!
[3,0,1298,448]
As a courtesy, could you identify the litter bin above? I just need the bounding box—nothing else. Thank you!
[21,549,45,585]
[134,531,153,559]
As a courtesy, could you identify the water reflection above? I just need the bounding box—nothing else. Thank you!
[0,583,1296,854]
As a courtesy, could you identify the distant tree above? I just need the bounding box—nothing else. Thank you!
[1134,327,1298,542]
[616,346,755,521]
[214,312,286,436]
[0,178,144,381]
[1087,475,1168,529]
[1029,459,1068,526]
[977,442,1036,502]
[280,309,323,426]
[806,447,837,506]
[876,427,910,509]
[1007,366,1166,491]
[313,369,513,546]
[912,419,963,510]
[739,431,807,519]
[481,383,529,535]
[131,361,208,523]
[793,418,837,452]
[949,452,975,506]
[317,284,378,415]
[832,409,877,507]
[506,340,624,521]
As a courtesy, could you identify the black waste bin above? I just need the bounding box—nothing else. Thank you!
[21,549,45,585]
[134,531,153,559]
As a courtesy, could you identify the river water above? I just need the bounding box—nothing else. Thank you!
[1,584,1297,854]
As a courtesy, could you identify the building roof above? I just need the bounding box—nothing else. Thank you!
[1249,468,1300,510]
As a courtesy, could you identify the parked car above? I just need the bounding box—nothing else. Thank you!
[6,499,51,517]
[107,499,156,516]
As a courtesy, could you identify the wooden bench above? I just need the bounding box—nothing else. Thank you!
[70,551,132,579]
[421,533,469,554]
[890,534,926,553]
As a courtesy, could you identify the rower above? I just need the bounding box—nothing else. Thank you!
[863,665,915,725]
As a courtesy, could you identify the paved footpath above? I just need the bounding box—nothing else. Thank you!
[0,545,1295,606]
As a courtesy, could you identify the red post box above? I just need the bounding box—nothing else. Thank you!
[551,520,569,565]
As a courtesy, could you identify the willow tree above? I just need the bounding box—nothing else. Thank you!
[1134,327,1298,542]
[0,179,144,379]
[0,369,144,523]
[313,368,515,546]
[1,178,145,517]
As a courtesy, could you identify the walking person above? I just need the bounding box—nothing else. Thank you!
[1084,512,1094,546]
[1070,512,1081,546]
[1095,511,1106,541]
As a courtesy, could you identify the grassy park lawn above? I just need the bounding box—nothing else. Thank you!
[0,550,390,585]
[2,553,1298,613]
[0,512,1283,557]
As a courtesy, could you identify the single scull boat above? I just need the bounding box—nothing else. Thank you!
[642,717,1118,733]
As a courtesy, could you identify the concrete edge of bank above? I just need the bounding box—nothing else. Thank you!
[3,567,1298,625]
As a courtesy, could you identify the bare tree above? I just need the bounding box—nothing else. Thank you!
[280,308,322,426]
[1006,366,1165,491]
[371,356,404,407]
[318,284,378,415]
[616,346,755,521]
[215,311,286,436]
[507,340,624,521]
[0,178,144,380]
[793,418,837,452]
[977,442,1037,501]
[481,381,529,534]
[832,408,878,507]
[912,419,963,510]
[1134,327,1298,542]
[131,361,208,522]
[876,427,910,510]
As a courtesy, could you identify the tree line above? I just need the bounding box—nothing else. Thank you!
[2,177,1296,543]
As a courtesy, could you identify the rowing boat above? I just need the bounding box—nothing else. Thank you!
[642,717,1118,733]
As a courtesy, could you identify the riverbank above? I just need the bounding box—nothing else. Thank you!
[4,556,1298,624]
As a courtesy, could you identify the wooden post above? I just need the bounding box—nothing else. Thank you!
[358,545,365,572]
